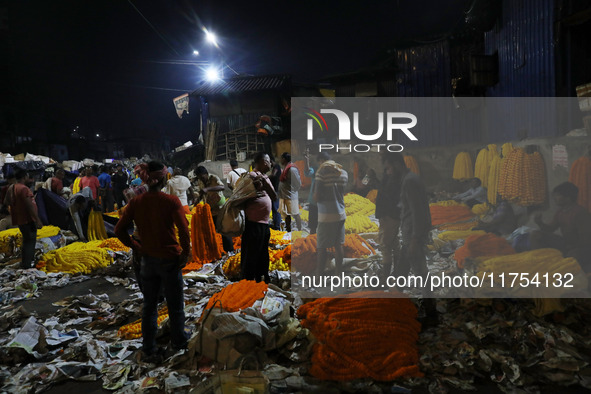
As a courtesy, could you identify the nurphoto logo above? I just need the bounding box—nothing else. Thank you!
[305,108,418,153]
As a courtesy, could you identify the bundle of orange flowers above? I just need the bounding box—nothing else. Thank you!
[454,232,516,268]
[498,148,546,206]
[365,189,378,204]
[291,234,318,274]
[404,155,420,175]
[297,292,423,381]
[205,280,268,312]
[118,306,168,339]
[568,156,591,212]
[98,238,131,252]
[429,203,475,226]
[342,234,375,258]
[293,160,311,188]
[189,203,225,270]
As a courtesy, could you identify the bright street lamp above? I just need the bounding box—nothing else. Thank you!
[193,50,199,56]
[205,66,220,82]
[204,29,218,48]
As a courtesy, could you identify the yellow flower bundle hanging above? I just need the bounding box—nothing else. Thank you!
[87,210,108,241]
[568,156,591,212]
[297,292,423,381]
[404,155,420,175]
[452,152,474,180]
[474,144,499,187]
[487,155,502,205]
[498,148,546,206]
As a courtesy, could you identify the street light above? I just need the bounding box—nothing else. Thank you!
[203,28,218,48]
[193,50,199,56]
[205,66,220,82]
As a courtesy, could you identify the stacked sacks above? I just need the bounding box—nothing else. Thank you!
[454,232,516,268]
[568,156,591,212]
[452,152,474,180]
[297,292,423,381]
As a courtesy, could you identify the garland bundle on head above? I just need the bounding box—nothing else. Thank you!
[454,232,515,268]
[205,280,268,312]
[568,156,591,212]
[297,292,423,381]
[404,155,420,175]
[452,152,474,180]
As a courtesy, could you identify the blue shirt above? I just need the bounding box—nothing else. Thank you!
[98,173,111,188]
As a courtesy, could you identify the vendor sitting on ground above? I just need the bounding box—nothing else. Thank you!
[453,177,487,208]
[473,196,518,236]
[530,181,591,272]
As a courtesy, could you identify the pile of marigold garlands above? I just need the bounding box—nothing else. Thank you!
[297,292,423,381]
[37,241,113,274]
[118,306,169,339]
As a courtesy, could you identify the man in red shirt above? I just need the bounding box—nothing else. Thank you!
[115,161,191,362]
[50,169,65,195]
[3,170,43,269]
[80,167,100,200]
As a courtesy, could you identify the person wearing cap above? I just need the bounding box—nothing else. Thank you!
[115,161,190,362]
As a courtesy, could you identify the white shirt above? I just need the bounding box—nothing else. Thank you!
[226,167,247,189]
[166,175,191,206]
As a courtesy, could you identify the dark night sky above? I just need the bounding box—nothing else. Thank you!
[5,0,471,146]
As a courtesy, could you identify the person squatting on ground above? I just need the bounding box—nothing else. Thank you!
[278,152,302,232]
[115,161,191,362]
[241,153,277,282]
[3,170,43,269]
[376,154,402,279]
[530,181,591,272]
[314,156,348,275]
[453,177,487,208]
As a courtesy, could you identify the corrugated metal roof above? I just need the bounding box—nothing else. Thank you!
[190,74,291,97]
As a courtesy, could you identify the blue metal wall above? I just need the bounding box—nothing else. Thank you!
[485,0,556,97]
[484,0,558,139]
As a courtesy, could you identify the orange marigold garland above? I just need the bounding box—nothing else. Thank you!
[187,203,225,271]
[429,204,475,226]
[454,232,516,268]
[297,292,423,381]
[205,280,268,312]
[118,306,168,339]
[366,189,378,204]
[404,155,420,175]
[568,156,591,212]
